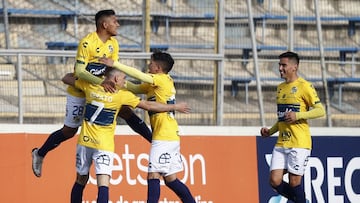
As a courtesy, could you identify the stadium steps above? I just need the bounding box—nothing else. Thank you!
[21,64,73,80]
[0,80,45,96]
[7,0,35,9]
[335,0,359,16]
[0,64,16,80]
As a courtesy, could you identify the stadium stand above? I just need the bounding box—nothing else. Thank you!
[0,0,360,126]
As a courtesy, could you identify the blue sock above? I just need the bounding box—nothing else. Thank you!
[165,179,196,203]
[292,184,306,203]
[147,179,160,203]
[70,182,85,203]
[125,112,152,143]
[274,181,294,200]
[38,129,71,157]
[97,186,109,203]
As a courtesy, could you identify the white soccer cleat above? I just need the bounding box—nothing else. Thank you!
[31,148,44,177]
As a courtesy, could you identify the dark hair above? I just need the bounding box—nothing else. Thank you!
[279,51,300,65]
[151,49,174,73]
[95,9,116,28]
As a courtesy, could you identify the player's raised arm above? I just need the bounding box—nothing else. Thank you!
[137,100,190,114]
[125,80,147,94]
[74,60,104,85]
[99,57,154,84]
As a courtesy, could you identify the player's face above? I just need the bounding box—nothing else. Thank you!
[278,57,297,81]
[148,60,160,74]
[104,15,120,36]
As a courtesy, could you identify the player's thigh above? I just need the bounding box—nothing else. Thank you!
[64,94,86,129]
[270,147,287,171]
[270,169,286,186]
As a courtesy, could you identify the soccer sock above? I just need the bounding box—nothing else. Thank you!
[274,181,294,200]
[97,186,109,203]
[70,182,85,203]
[38,129,71,157]
[125,112,152,143]
[165,179,196,203]
[147,179,160,203]
[292,184,306,203]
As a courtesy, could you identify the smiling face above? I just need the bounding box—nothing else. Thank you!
[279,57,298,83]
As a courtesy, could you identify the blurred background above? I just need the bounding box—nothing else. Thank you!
[0,0,359,127]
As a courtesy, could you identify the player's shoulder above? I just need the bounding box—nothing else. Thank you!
[297,77,313,88]
[118,88,135,96]
[109,36,119,43]
[78,32,97,49]
[153,73,172,81]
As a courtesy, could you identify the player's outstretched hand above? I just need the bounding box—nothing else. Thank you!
[101,79,116,93]
[99,57,114,67]
[175,102,191,114]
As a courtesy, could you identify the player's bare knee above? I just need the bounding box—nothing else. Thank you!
[76,174,89,186]
[147,172,161,180]
[164,174,177,184]
[269,177,282,188]
[62,126,78,138]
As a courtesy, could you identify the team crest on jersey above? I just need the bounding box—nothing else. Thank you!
[96,47,100,53]
[108,45,114,53]
[291,86,297,94]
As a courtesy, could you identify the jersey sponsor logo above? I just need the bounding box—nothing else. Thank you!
[86,62,107,76]
[82,135,100,145]
[277,104,300,121]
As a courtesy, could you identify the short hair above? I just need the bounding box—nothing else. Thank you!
[104,67,120,78]
[151,49,174,73]
[279,51,300,65]
[95,9,116,28]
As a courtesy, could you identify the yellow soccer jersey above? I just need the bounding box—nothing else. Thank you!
[67,32,119,97]
[275,77,321,149]
[74,79,140,152]
[139,74,180,141]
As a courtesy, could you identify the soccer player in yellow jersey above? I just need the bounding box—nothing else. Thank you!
[32,9,151,178]
[260,51,325,203]
[100,50,196,203]
[62,68,190,203]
